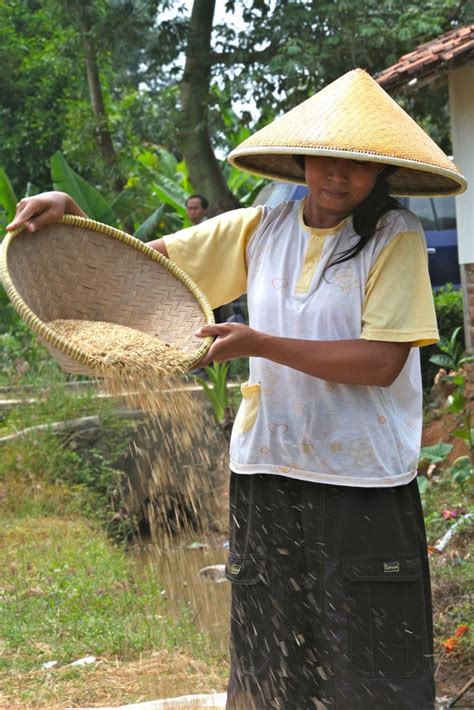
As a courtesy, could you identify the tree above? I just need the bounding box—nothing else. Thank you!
[179,0,240,214]
[0,0,471,209]
[145,0,472,209]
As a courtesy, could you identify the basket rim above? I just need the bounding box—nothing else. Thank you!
[0,214,215,372]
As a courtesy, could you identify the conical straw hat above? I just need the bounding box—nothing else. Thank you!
[228,68,466,197]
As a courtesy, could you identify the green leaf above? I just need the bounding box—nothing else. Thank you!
[417,476,429,495]
[150,179,187,218]
[109,189,135,218]
[50,152,116,225]
[156,147,178,179]
[193,362,230,422]
[134,206,164,241]
[452,428,470,441]
[419,442,453,464]
[0,167,17,222]
[448,390,465,414]
[429,354,453,369]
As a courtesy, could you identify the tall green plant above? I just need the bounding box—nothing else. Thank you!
[193,362,237,443]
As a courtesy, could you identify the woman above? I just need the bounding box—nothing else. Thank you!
[7,69,466,709]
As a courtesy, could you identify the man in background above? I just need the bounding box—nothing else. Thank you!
[185,194,208,225]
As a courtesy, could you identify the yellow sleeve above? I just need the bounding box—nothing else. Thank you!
[163,206,264,308]
[361,231,439,347]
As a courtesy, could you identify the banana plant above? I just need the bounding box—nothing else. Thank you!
[51,152,118,225]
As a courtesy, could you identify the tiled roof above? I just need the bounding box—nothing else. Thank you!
[376,23,474,91]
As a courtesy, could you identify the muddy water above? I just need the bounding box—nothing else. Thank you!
[134,538,231,652]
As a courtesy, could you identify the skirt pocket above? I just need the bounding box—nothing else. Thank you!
[226,554,270,670]
[344,555,422,678]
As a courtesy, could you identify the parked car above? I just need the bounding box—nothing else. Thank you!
[253,182,460,288]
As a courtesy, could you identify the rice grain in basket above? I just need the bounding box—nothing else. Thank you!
[46,319,197,413]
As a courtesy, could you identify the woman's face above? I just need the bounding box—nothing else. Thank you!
[304,156,383,227]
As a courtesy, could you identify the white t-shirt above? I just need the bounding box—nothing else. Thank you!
[164,200,439,487]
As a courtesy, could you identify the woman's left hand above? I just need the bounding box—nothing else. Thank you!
[195,322,262,366]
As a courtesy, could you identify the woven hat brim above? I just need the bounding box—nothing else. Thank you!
[229,146,467,197]
[0,215,215,375]
[228,68,467,197]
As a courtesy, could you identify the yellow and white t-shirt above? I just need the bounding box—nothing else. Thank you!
[164,200,439,488]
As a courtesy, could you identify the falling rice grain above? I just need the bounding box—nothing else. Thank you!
[45,318,226,540]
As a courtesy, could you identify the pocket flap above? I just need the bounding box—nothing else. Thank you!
[225,554,268,585]
[344,556,422,582]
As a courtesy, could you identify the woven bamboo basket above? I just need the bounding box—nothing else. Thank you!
[0,215,214,376]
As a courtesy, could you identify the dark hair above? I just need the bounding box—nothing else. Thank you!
[293,155,400,268]
[185,194,209,209]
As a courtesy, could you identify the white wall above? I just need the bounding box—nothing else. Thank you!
[449,65,474,264]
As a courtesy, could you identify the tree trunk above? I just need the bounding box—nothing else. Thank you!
[180,0,240,216]
[81,24,125,193]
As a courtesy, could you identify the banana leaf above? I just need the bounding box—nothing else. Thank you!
[151,176,187,219]
[134,205,165,241]
[50,152,117,226]
[156,147,178,179]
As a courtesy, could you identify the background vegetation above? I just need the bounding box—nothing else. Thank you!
[1,0,472,224]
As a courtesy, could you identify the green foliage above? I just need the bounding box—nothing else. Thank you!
[193,362,233,424]
[429,326,474,372]
[449,456,473,490]
[421,285,465,393]
[124,144,192,238]
[0,322,60,381]
[2,0,470,203]
[419,442,453,465]
[431,328,473,457]
[0,289,21,335]
[0,166,17,222]
[51,152,117,225]
[420,326,473,494]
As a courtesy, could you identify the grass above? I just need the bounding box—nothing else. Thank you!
[0,516,226,708]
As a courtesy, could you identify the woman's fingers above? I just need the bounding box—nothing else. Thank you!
[194,322,257,366]
[7,198,48,232]
[6,193,67,232]
[195,324,229,338]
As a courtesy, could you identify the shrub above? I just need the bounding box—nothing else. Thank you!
[421,285,464,395]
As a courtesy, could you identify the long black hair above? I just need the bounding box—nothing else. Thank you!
[293,155,401,268]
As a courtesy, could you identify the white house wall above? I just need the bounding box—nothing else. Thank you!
[449,65,474,264]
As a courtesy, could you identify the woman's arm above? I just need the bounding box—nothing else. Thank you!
[6,192,87,232]
[196,322,411,387]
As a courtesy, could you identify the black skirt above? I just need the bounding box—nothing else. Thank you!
[225,472,435,710]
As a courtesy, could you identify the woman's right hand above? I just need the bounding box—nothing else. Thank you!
[6,191,86,233]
